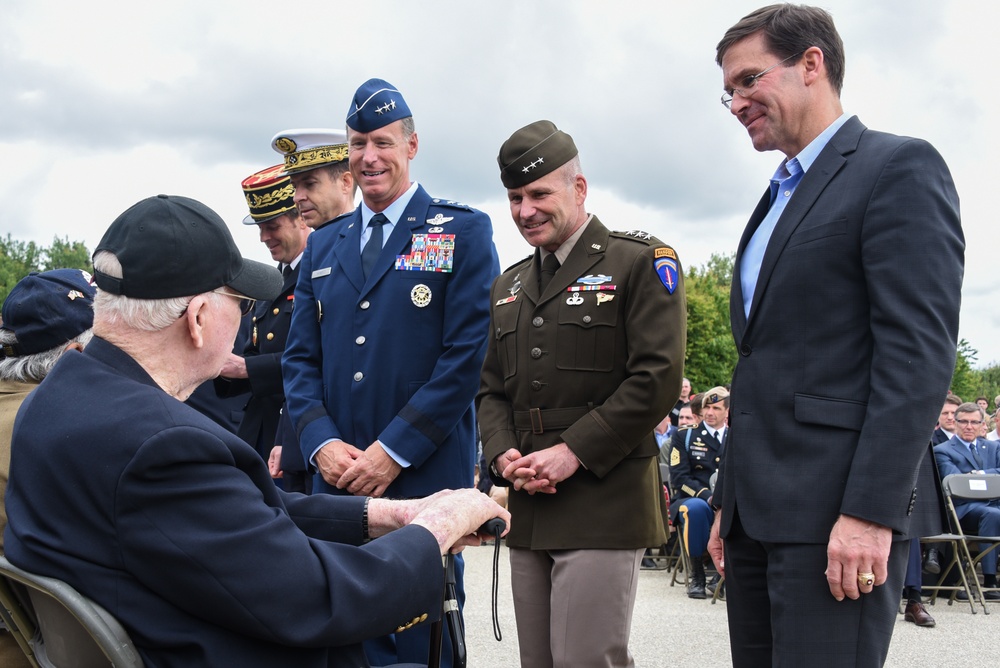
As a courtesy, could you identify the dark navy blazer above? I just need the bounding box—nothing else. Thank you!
[5,337,442,668]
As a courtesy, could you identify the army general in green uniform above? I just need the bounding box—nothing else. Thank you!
[477,120,687,668]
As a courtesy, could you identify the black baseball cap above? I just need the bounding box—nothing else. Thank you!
[93,194,282,302]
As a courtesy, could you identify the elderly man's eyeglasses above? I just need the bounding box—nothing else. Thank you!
[214,289,257,316]
[721,52,804,109]
[956,419,984,427]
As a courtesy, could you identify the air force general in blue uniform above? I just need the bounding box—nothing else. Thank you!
[282,79,499,667]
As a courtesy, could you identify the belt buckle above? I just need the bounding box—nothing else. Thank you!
[529,407,543,435]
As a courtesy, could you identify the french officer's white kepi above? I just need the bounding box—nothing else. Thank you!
[270,129,348,175]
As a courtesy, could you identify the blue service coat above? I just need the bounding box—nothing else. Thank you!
[4,338,443,668]
[283,185,499,497]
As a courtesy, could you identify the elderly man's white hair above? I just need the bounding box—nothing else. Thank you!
[93,250,215,332]
[0,328,93,383]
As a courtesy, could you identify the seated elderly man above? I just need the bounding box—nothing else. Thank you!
[933,401,1000,600]
[4,195,509,668]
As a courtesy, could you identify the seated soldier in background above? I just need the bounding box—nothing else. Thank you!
[669,387,728,599]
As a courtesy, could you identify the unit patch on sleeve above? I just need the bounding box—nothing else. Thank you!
[655,257,678,293]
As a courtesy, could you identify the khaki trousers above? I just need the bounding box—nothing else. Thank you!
[509,547,643,668]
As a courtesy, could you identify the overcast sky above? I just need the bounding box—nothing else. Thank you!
[4,0,995,368]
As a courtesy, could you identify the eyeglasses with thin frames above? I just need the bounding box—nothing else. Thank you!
[721,51,804,109]
[956,419,984,427]
[213,289,257,316]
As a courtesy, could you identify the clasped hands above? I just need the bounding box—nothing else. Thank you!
[315,439,401,497]
[495,443,580,494]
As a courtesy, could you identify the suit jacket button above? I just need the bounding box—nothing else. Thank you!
[360,300,371,310]
[740,343,752,356]
[356,336,366,345]
[354,372,364,382]
[532,316,544,327]
[273,307,280,315]
[531,380,542,391]
[530,347,542,359]
[266,332,275,341]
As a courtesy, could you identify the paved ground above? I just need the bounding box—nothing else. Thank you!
[460,542,1000,667]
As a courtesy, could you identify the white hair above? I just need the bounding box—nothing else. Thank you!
[0,328,93,382]
[92,251,198,331]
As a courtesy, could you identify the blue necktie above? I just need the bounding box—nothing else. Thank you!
[362,214,387,279]
[971,442,985,470]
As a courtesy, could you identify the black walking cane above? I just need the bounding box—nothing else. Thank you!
[428,518,506,668]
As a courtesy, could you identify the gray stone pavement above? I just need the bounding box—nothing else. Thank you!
[460,542,1000,667]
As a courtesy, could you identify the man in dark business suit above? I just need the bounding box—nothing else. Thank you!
[934,402,1000,599]
[931,394,962,445]
[707,5,964,666]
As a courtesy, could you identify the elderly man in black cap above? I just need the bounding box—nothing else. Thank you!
[477,121,687,667]
[283,79,500,668]
[4,194,509,668]
[0,268,95,667]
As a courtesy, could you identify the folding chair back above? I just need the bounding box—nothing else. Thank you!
[0,556,143,667]
[943,473,1000,608]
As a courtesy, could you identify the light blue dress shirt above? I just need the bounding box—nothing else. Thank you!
[741,113,850,319]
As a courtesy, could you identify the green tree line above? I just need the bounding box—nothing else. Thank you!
[0,234,92,305]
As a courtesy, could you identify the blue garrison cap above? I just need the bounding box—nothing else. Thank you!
[346,78,412,132]
[1,269,96,358]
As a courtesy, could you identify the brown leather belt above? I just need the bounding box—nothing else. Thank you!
[512,406,591,435]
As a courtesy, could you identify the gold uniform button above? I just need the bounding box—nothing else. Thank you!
[266,332,275,341]
[273,307,279,315]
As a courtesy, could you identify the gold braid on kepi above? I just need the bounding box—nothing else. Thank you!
[240,164,297,225]
[270,128,349,176]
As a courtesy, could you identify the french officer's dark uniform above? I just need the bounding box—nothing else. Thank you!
[218,166,302,473]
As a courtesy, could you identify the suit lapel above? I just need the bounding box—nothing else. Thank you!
[334,210,365,293]
[950,437,980,471]
[731,189,771,342]
[743,117,864,330]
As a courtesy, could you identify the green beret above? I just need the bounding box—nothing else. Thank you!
[498,120,578,189]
